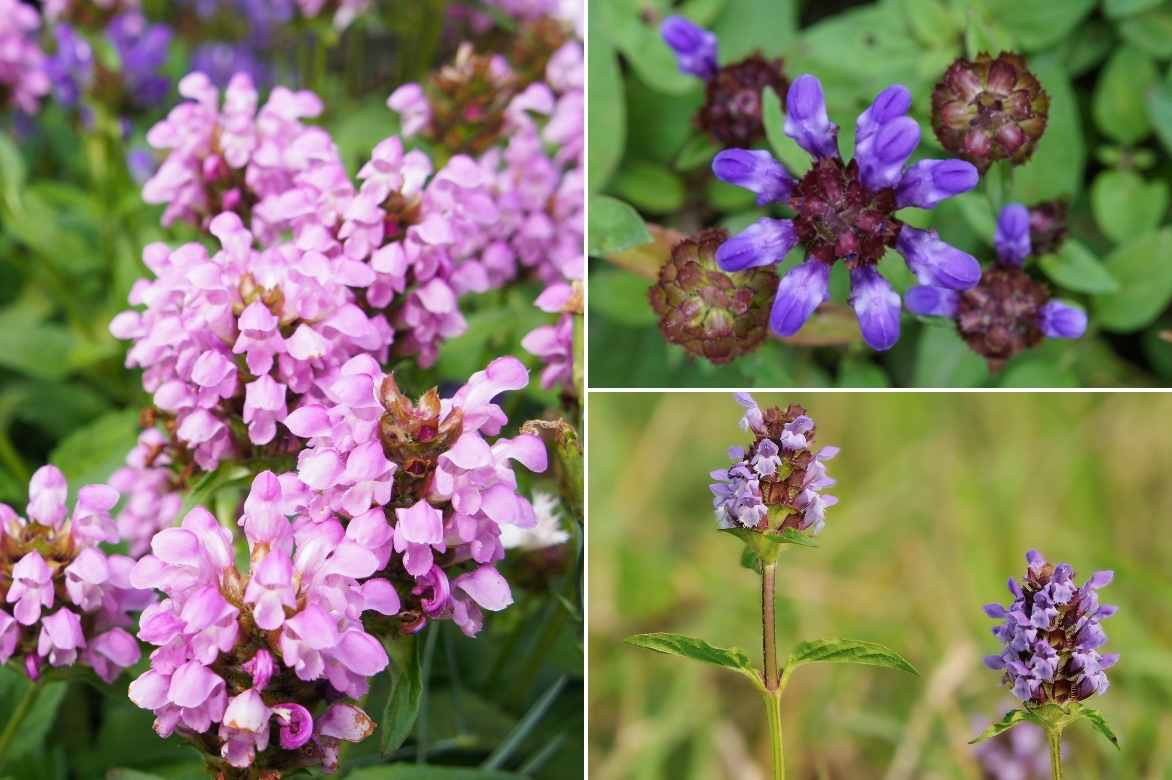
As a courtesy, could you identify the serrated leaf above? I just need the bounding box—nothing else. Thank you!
[381,635,424,755]
[783,639,919,685]
[968,708,1033,744]
[625,633,762,687]
[1078,706,1121,750]
[1038,240,1118,295]
[587,196,651,257]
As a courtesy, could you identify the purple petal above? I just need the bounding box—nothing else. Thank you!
[454,565,514,611]
[1087,570,1114,589]
[904,285,959,317]
[849,267,901,351]
[660,16,717,79]
[896,227,981,290]
[995,203,1031,265]
[715,218,798,272]
[895,159,979,209]
[711,149,794,205]
[857,116,920,191]
[1039,301,1087,340]
[855,84,911,145]
[784,74,839,160]
[769,260,829,337]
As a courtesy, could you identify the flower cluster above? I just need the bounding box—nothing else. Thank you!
[0,467,148,683]
[522,281,581,392]
[109,428,184,558]
[0,0,50,114]
[282,355,548,636]
[127,475,388,772]
[648,228,776,364]
[983,550,1118,705]
[906,202,1086,368]
[710,393,837,535]
[661,15,788,147]
[712,75,981,350]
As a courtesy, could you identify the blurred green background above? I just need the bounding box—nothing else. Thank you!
[588,392,1172,778]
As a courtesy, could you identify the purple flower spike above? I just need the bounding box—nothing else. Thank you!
[715,218,798,271]
[770,260,829,336]
[712,149,794,205]
[784,75,839,160]
[1039,301,1087,340]
[661,16,718,80]
[857,116,920,190]
[897,227,982,290]
[996,203,1032,265]
[896,159,979,209]
[905,285,959,317]
[849,267,902,350]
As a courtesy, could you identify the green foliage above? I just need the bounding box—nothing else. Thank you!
[624,633,763,687]
[381,636,425,756]
[782,639,918,681]
[968,708,1031,744]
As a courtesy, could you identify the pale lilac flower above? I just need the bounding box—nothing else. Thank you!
[0,0,50,114]
[522,283,577,392]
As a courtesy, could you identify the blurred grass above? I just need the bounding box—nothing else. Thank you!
[587,392,1172,779]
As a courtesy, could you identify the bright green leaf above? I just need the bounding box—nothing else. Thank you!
[588,270,657,327]
[587,10,625,192]
[675,132,720,171]
[588,196,651,257]
[783,639,919,686]
[1118,6,1172,58]
[1105,0,1165,17]
[1012,57,1084,203]
[1038,240,1119,295]
[968,709,1032,744]
[912,325,989,388]
[711,0,795,60]
[381,635,423,755]
[611,160,686,215]
[49,409,140,487]
[624,632,762,686]
[1079,706,1121,750]
[0,301,75,381]
[976,0,1095,51]
[1095,229,1172,332]
[1146,84,1172,158]
[1092,170,1167,246]
[1093,46,1158,145]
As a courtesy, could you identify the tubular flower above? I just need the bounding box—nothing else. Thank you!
[522,281,581,393]
[712,75,981,350]
[710,394,837,535]
[0,466,149,682]
[281,356,548,637]
[661,15,787,146]
[905,202,1086,369]
[931,52,1049,173]
[649,228,777,364]
[983,551,1118,705]
[109,429,183,558]
[127,474,386,773]
[0,0,50,114]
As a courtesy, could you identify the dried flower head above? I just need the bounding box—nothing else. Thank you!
[983,550,1118,705]
[931,52,1049,173]
[710,393,838,535]
[712,75,982,350]
[649,228,777,364]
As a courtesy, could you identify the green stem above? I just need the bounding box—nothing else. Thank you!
[1048,728,1063,780]
[762,562,779,691]
[763,690,785,780]
[0,678,43,768]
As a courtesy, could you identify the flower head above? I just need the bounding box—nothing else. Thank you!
[710,395,837,535]
[712,75,981,350]
[931,52,1049,173]
[649,228,777,363]
[0,466,148,682]
[983,551,1118,705]
[905,202,1086,369]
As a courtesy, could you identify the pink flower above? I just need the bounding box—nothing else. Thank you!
[218,689,271,768]
[8,551,53,625]
[0,0,50,114]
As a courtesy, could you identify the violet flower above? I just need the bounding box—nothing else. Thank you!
[522,282,579,392]
[661,15,717,80]
[710,393,838,535]
[0,466,149,682]
[44,24,94,107]
[905,202,1087,369]
[983,550,1118,705]
[712,75,981,350]
[107,12,172,108]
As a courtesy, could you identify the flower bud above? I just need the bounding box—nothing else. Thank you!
[698,54,788,147]
[954,264,1049,369]
[931,52,1049,173]
[1027,199,1068,257]
[649,229,777,364]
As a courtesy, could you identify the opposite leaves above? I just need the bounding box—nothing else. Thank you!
[969,708,1031,744]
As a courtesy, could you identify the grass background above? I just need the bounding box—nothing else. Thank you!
[587,392,1172,778]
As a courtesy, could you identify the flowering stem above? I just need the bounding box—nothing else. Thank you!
[762,562,779,691]
[1048,728,1063,780]
[761,689,785,780]
[0,678,43,768]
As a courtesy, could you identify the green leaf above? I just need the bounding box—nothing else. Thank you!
[1078,706,1121,750]
[0,671,67,762]
[1057,19,1116,78]
[1105,0,1165,17]
[1146,84,1172,159]
[968,709,1032,744]
[624,633,762,686]
[999,357,1078,388]
[783,639,919,685]
[176,461,254,519]
[587,9,625,192]
[710,0,795,60]
[599,0,695,95]
[380,635,424,756]
[348,767,524,780]
[587,196,651,257]
[1117,6,1172,58]
[611,160,686,215]
[762,87,808,174]
[912,325,989,388]
[675,132,720,171]
[1095,228,1172,332]
[720,526,817,567]
[976,0,1095,51]
[1011,57,1084,202]
[482,676,568,770]
[588,270,657,327]
[1092,170,1167,246]
[1037,240,1119,295]
[49,409,140,487]
[838,357,890,388]
[1093,46,1158,145]
[0,300,75,381]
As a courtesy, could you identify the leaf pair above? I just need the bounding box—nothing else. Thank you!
[968,702,1120,750]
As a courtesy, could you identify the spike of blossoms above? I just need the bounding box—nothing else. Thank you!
[109,428,183,558]
[661,15,787,146]
[982,551,1118,705]
[712,75,982,351]
[648,228,777,364]
[128,476,388,774]
[905,202,1086,369]
[709,393,837,535]
[0,466,149,682]
[0,0,50,114]
[931,52,1049,173]
[281,355,548,637]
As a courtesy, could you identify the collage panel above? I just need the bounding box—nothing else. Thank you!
[588,0,1172,389]
[589,391,1168,778]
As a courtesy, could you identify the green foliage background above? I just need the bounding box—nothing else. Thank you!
[588,0,1172,388]
[588,392,1172,777]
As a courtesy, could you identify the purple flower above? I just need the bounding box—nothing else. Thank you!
[973,714,1059,780]
[191,42,271,89]
[0,0,50,114]
[44,24,93,107]
[712,74,980,350]
[522,282,579,392]
[711,395,837,535]
[983,550,1118,705]
[661,15,717,80]
[107,12,172,108]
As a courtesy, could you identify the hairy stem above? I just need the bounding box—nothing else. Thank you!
[1048,728,1063,780]
[762,562,779,691]
[763,690,785,780]
[0,678,43,768]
